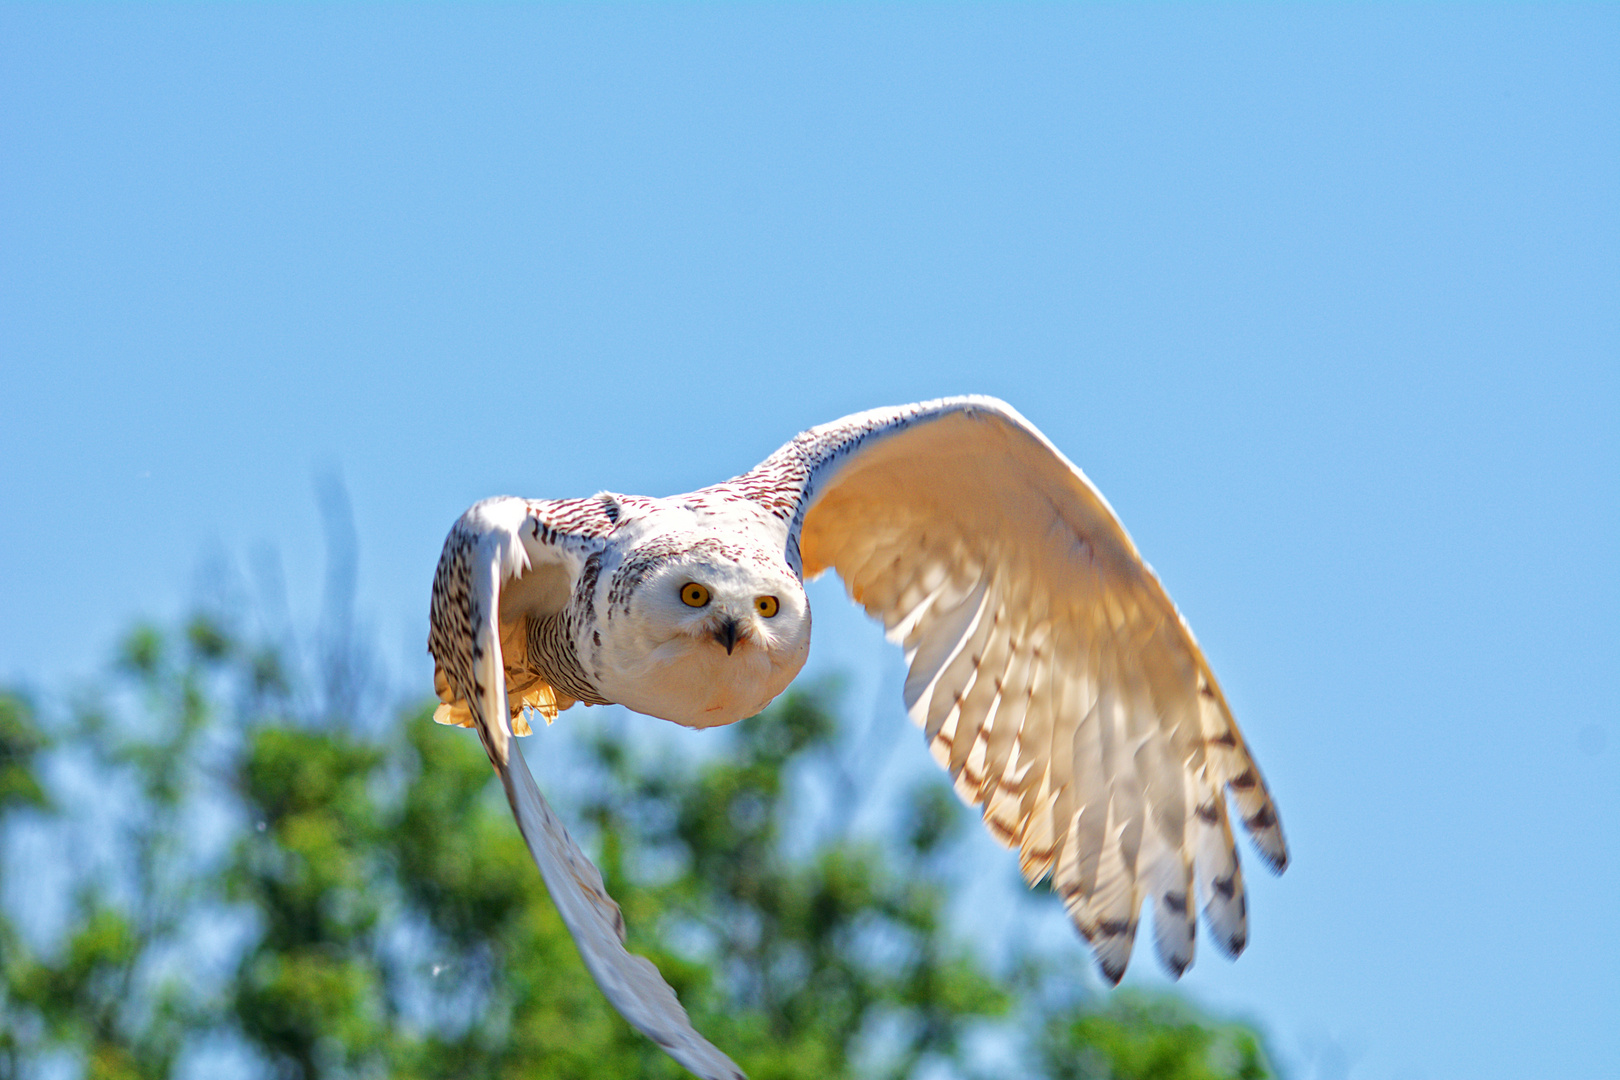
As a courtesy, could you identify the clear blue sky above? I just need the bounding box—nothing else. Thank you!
[2,5,1615,1079]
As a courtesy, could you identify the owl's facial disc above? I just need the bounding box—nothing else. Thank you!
[596,538,811,727]
[667,569,797,657]
[655,548,801,658]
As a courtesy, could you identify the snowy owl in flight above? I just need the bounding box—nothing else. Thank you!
[428,396,1287,1080]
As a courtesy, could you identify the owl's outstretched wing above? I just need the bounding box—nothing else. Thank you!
[428,497,746,1080]
[747,397,1287,984]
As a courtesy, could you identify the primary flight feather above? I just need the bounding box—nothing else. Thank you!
[427,396,1287,1079]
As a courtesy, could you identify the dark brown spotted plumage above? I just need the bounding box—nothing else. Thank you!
[527,612,610,707]
[428,497,616,730]
[427,524,482,717]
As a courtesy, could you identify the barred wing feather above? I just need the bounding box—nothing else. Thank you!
[787,397,1287,984]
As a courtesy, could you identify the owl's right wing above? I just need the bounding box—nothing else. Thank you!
[740,397,1286,986]
[428,496,746,1080]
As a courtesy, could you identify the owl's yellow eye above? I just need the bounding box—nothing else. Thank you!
[755,595,780,618]
[680,582,711,608]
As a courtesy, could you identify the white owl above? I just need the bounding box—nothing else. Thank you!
[428,396,1287,1080]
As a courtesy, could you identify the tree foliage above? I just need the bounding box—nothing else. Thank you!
[0,616,1278,1080]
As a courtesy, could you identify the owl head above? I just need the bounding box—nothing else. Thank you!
[596,535,811,728]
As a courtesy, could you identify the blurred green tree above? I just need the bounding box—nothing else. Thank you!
[0,616,1279,1080]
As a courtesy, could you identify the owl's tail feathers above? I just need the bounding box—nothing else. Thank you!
[433,655,556,738]
[433,701,536,738]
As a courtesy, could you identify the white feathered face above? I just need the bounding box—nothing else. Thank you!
[596,538,811,728]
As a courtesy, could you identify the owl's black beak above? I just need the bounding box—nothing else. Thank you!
[714,618,740,656]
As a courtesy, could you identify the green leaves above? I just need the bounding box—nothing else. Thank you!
[0,618,1280,1080]
[1040,993,1274,1080]
[561,687,1013,1080]
[0,692,49,811]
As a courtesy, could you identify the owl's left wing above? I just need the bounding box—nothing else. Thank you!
[429,498,745,1080]
[741,397,1287,984]
[499,739,744,1080]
